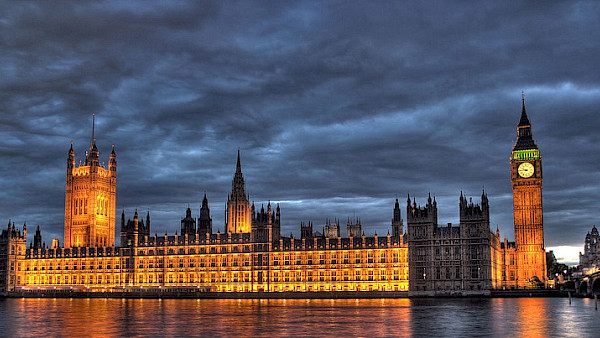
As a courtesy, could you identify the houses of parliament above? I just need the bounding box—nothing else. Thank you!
[0,99,547,295]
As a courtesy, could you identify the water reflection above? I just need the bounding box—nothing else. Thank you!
[0,297,597,337]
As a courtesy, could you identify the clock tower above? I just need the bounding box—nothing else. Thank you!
[510,95,546,287]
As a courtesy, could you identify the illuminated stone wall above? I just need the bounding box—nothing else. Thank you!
[20,234,408,292]
[64,140,117,248]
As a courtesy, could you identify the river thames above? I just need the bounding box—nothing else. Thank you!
[0,297,597,337]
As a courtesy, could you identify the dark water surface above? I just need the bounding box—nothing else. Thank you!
[0,297,597,337]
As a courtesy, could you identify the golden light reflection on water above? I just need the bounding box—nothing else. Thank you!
[0,298,597,337]
[513,298,548,337]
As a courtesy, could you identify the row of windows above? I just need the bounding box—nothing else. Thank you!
[26,269,406,286]
[97,198,110,216]
[26,250,405,269]
[73,198,88,215]
[27,264,120,271]
[72,197,111,216]
[28,275,121,285]
[139,246,254,255]
[420,267,484,280]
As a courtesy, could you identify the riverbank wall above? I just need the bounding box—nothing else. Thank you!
[1,289,577,299]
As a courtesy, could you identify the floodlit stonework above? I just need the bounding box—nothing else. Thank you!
[0,101,547,295]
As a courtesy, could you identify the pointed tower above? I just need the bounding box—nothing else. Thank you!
[33,226,43,250]
[391,198,404,239]
[510,95,545,286]
[226,150,251,233]
[64,114,117,248]
[144,211,151,237]
[198,193,213,235]
[181,205,196,236]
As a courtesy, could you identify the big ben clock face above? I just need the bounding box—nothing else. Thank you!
[518,162,535,178]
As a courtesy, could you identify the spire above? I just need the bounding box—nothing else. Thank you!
[67,141,75,170]
[199,192,211,226]
[91,112,96,146]
[86,113,100,166]
[513,93,537,151]
[519,92,531,127]
[230,150,247,201]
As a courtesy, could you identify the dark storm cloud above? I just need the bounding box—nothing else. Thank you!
[1,1,599,264]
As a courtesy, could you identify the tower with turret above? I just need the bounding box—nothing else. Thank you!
[0,221,26,292]
[120,210,150,247]
[406,194,437,293]
[181,206,196,236]
[64,114,117,247]
[459,191,493,290]
[198,193,213,236]
[391,198,404,239]
[251,201,281,243]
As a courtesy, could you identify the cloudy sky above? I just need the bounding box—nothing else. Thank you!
[1,1,598,265]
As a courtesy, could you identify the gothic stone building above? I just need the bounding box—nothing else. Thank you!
[407,98,546,295]
[0,100,546,294]
[407,192,504,296]
[0,222,26,293]
[2,133,408,293]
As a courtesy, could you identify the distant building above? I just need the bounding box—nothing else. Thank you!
[579,226,600,274]
[324,219,340,239]
[346,218,362,238]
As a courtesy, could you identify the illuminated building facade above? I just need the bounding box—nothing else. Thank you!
[3,147,408,293]
[0,99,546,294]
[64,115,117,248]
